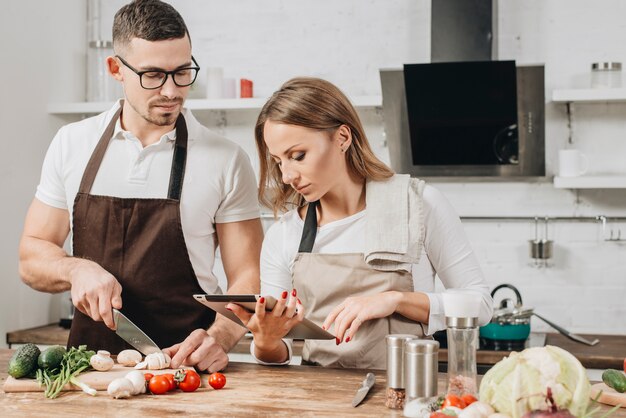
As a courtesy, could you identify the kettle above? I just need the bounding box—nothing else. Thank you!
[479,284,532,350]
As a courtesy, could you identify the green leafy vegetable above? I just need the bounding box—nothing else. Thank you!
[35,345,96,398]
[479,345,591,418]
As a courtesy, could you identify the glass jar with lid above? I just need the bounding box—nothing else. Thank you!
[591,62,622,89]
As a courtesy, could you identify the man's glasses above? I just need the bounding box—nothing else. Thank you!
[116,55,200,90]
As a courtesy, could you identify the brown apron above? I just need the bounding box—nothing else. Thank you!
[68,107,215,353]
[293,200,425,370]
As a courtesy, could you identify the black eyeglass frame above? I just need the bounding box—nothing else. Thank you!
[116,55,200,89]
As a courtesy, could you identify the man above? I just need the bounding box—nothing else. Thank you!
[18,0,263,373]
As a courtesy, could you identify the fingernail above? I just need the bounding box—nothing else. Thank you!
[281,291,288,299]
[335,338,340,345]
[297,298,302,305]
[226,307,232,311]
[345,336,351,343]
[259,297,265,303]
[321,325,325,330]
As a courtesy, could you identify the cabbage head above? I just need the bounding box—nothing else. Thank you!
[479,345,590,418]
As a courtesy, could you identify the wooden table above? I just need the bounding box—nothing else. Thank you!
[8,324,625,369]
[0,350,624,417]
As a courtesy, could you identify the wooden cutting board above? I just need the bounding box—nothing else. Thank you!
[591,383,626,408]
[2,364,191,393]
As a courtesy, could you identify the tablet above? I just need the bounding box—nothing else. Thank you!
[193,294,335,340]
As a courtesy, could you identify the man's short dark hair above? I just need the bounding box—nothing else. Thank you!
[112,0,190,53]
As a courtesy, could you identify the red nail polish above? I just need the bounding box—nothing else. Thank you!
[292,289,297,297]
[297,298,302,305]
[335,338,340,345]
[345,336,351,343]
[281,291,288,299]
[259,297,265,303]
[226,307,232,311]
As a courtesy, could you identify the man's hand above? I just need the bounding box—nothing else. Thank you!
[163,329,228,373]
[68,259,123,330]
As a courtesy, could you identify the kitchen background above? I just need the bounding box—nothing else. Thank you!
[1,0,625,348]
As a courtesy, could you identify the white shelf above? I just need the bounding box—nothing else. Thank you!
[47,95,382,114]
[552,88,626,103]
[553,175,626,189]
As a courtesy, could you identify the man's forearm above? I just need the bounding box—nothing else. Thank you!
[19,236,81,293]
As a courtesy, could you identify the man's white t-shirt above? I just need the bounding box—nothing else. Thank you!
[35,101,260,294]
[260,185,493,336]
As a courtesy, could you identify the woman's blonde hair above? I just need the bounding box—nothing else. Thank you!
[255,77,394,215]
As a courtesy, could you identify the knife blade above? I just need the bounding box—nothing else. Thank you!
[113,308,162,355]
[351,372,375,407]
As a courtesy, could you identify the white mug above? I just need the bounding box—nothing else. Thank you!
[558,149,589,177]
[206,67,223,99]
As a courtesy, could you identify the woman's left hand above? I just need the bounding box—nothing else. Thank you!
[322,291,402,344]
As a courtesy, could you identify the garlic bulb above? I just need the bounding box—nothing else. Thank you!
[90,350,114,371]
[107,377,135,399]
[124,370,147,395]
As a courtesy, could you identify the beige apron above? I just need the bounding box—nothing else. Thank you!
[292,200,425,370]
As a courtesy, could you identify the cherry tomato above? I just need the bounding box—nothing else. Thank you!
[162,373,177,391]
[430,413,452,418]
[176,369,201,392]
[144,373,154,382]
[148,375,171,395]
[461,393,477,406]
[208,372,226,390]
[442,394,466,409]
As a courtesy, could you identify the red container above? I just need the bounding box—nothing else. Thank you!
[240,79,253,98]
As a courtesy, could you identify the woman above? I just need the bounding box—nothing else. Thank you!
[228,77,493,369]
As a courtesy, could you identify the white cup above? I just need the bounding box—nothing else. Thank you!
[222,77,237,99]
[558,149,589,177]
[206,67,223,99]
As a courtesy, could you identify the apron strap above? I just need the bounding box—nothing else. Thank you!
[297,200,319,253]
[168,113,188,201]
[78,107,122,194]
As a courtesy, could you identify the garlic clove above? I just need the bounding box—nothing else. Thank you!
[124,370,147,395]
[107,377,135,399]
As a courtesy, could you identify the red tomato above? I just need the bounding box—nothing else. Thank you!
[461,393,477,406]
[442,394,467,409]
[148,375,171,395]
[162,373,177,391]
[144,373,154,382]
[208,372,226,390]
[430,413,452,418]
[176,370,201,392]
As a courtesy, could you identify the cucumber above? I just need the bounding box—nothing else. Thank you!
[602,368,626,393]
[7,343,41,379]
[38,345,66,371]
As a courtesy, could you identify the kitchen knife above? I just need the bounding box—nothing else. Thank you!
[351,372,375,407]
[112,308,162,355]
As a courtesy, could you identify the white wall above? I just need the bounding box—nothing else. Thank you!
[1,0,625,348]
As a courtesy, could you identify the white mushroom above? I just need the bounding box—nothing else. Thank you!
[90,350,114,371]
[124,370,147,395]
[133,352,168,370]
[107,377,135,399]
[116,349,142,367]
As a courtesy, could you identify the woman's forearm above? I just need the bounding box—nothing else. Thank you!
[389,291,431,324]
[254,338,290,364]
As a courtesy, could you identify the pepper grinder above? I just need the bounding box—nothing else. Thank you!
[442,290,482,397]
[385,334,418,409]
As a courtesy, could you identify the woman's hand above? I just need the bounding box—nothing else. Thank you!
[227,289,304,350]
[322,291,403,344]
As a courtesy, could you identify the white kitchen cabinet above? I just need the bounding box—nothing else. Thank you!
[552,88,626,189]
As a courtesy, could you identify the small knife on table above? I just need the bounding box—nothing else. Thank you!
[113,308,162,355]
[351,372,375,407]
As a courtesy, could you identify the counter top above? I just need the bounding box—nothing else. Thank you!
[8,324,625,370]
[1,349,623,417]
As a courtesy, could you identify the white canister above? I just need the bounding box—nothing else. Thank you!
[558,149,589,177]
[206,67,224,99]
[591,62,622,89]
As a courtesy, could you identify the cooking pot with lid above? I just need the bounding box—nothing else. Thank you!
[479,284,532,350]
